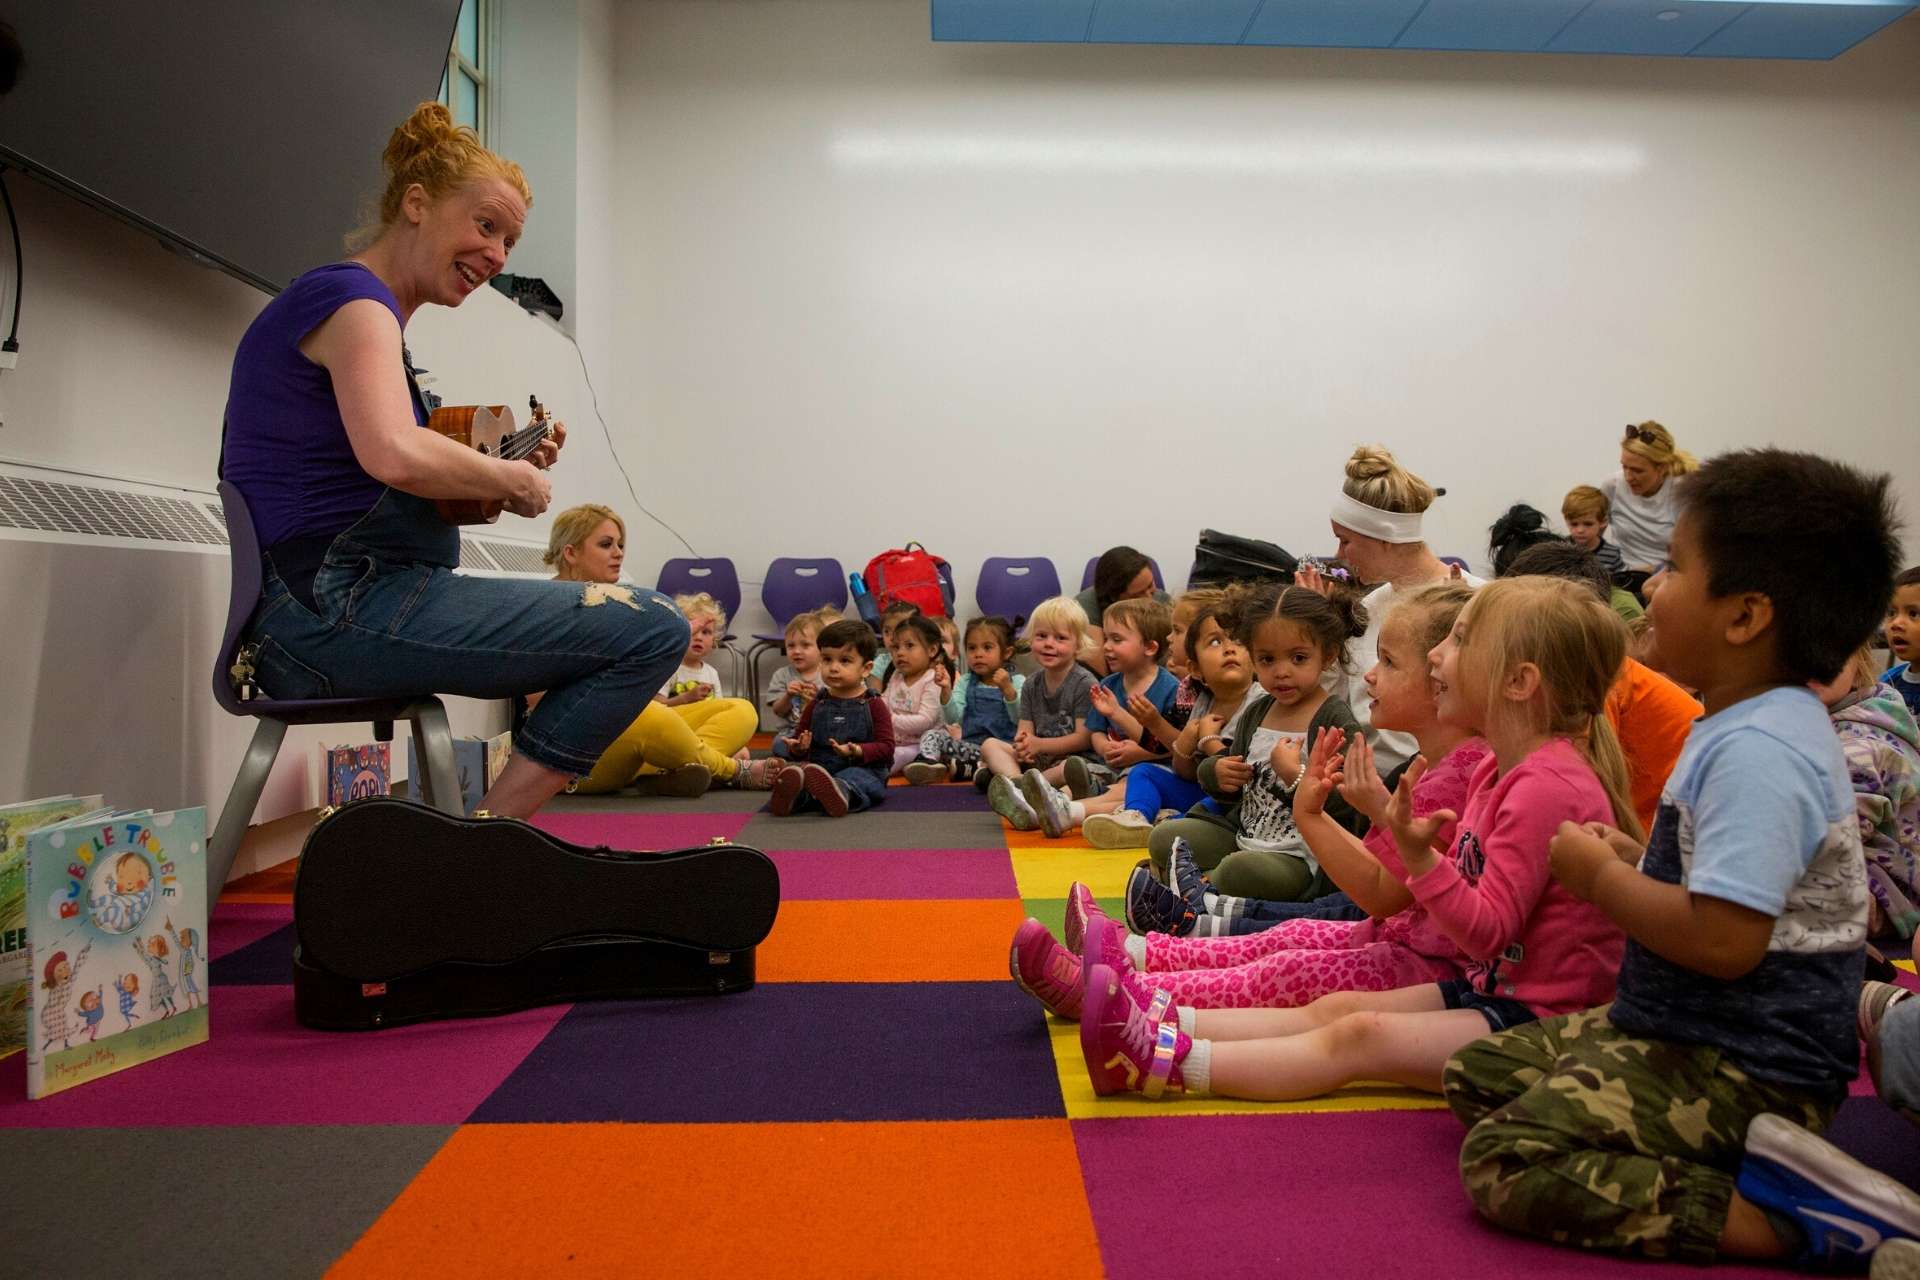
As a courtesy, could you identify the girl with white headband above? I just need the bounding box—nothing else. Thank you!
[1318,445,1483,772]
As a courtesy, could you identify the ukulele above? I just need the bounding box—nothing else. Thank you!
[427,394,553,525]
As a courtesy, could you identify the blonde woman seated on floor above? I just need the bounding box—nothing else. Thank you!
[542,505,775,796]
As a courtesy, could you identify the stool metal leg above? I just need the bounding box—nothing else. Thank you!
[410,699,464,815]
[208,717,289,900]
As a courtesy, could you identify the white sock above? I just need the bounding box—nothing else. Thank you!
[1067,801,1087,825]
[1124,934,1149,968]
[1177,1005,1196,1036]
[1182,1037,1212,1093]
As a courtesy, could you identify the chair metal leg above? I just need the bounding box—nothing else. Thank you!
[208,717,289,900]
[410,699,464,815]
[745,640,778,728]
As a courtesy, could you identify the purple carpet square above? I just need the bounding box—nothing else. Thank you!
[868,786,991,813]
[0,985,569,1129]
[1074,1111,1787,1280]
[531,810,753,850]
[1824,1096,1920,1189]
[469,981,1062,1123]
[210,901,293,960]
[768,847,1015,899]
[212,922,295,985]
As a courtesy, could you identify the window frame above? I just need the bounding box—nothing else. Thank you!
[438,0,492,142]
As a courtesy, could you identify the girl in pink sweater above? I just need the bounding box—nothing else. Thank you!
[883,615,947,775]
[1076,576,1637,1102]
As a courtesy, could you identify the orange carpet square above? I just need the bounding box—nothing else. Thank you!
[755,898,1026,983]
[331,1119,1103,1280]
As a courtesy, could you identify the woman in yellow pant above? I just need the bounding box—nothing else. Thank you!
[546,506,774,796]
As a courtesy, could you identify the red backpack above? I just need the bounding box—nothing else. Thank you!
[861,542,953,620]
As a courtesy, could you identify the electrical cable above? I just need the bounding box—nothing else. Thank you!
[560,325,701,560]
[0,166,20,351]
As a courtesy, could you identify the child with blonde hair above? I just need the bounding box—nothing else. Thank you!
[654,591,761,779]
[765,606,839,759]
[1065,576,1633,1108]
[981,597,1097,830]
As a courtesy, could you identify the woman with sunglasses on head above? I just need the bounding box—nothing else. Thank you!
[1601,422,1698,599]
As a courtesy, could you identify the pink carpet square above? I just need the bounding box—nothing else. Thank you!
[210,901,294,961]
[531,811,752,850]
[0,985,568,1128]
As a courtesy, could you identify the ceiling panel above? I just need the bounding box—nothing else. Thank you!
[1547,0,1745,54]
[1087,0,1265,42]
[1689,0,1911,56]
[1395,0,1594,49]
[1241,0,1430,47]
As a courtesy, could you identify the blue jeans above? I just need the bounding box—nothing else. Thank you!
[244,489,688,777]
[1121,763,1208,819]
[1216,889,1367,935]
[1878,996,1920,1124]
[796,693,889,812]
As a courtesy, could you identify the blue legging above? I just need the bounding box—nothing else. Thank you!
[1122,763,1209,819]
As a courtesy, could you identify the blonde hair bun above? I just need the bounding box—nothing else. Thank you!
[1343,444,1437,515]
[351,102,532,250]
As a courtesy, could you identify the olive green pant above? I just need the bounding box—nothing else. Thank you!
[1445,1005,1837,1264]
[1146,817,1327,903]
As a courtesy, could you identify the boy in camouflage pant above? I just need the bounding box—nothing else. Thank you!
[1444,451,1920,1269]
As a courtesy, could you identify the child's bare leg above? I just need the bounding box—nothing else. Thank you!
[1195,985,1444,1042]
[980,738,1020,779]
[1718,1194,1792,1259]
[1040,762,1070,786]
[1209,1006,1491,1100]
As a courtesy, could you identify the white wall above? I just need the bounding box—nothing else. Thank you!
[608,0,1920,645]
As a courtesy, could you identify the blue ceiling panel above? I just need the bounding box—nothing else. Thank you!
[1242,0,1430,47]
[928,0,1917,56]
[1548,0,1744,54]
[933,0,1095,41]
[1396,0,1595,49]
[1689,1,1911,57]
[1088,0,1265,43]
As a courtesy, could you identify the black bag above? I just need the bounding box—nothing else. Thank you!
[1188,528,1299,589]
[292,796,780,1030]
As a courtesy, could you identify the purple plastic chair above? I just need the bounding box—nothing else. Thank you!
[976,557,1062,629]
[1079,555,1167,592]
[209,481,462,896]
[656,557,746,693]
[1440,555,1471,573]
[745,558,847,708]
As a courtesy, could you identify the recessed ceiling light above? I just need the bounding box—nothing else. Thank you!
[1655,9,1682,18]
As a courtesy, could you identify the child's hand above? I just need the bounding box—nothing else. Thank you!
[946,724,963,741]
[1549,821,1625,901]
[1103,739,1150,770]
[1213,754,1253,793]
[1385,755,1455,873]
[1294,565,1331,597]
[786,731,812,755]
[935,665,954,701]
[1194,713,1228,746]
[1294,729,1344,819]
[1575,822,1644,868]
[1012,726,1035,756]
[990,668,1016,696]
[1126,691,1159,723]
[786,679,810,699]
[693,682,715,701]
[1089,684,1121,718]
[1338,734,1393,826]
[1269,735,1304,782]
[828,739,864,760]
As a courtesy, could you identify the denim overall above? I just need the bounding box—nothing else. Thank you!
[801,694,889,811]
[958,675,1017,744]
[244,486,688,778]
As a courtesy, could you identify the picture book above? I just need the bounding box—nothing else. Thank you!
[406,731,513,814]
[0,795,104,1059]
[24,806,209,1099]
[325,743,391,807]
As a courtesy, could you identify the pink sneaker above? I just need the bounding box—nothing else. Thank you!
[1081,964,1188,1098]
[1063,882,1100,953]
[1010,918,1082,1019]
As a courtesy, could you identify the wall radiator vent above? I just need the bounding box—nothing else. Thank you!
[0,464,549,573]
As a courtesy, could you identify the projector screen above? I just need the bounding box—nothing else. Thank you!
[0,0,462,294]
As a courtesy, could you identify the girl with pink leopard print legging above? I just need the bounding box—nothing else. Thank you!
[1014,583,1486,1014]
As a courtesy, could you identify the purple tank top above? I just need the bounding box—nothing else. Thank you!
[222,263,425,548]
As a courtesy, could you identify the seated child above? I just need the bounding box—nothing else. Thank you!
[1124,581,1481,935]
[765,607,836,759]
[1502,540,1697,833]
[934,615,961,676]
[1066,575,1633,1108]
[1050,596,1254,849]
[883,614,946,775]
[981,597,1098,830]
[1145,583,1367,902]
[1816,645,1920,941]
[656,590,760,772]
[769,619,894,817]
[1448,449,1920,1269]
[1562,483,1627,578]
[867,601,920,691]
[1020,597,1181,836]
[905,616,1024,784]
[1884,565,1920,718]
